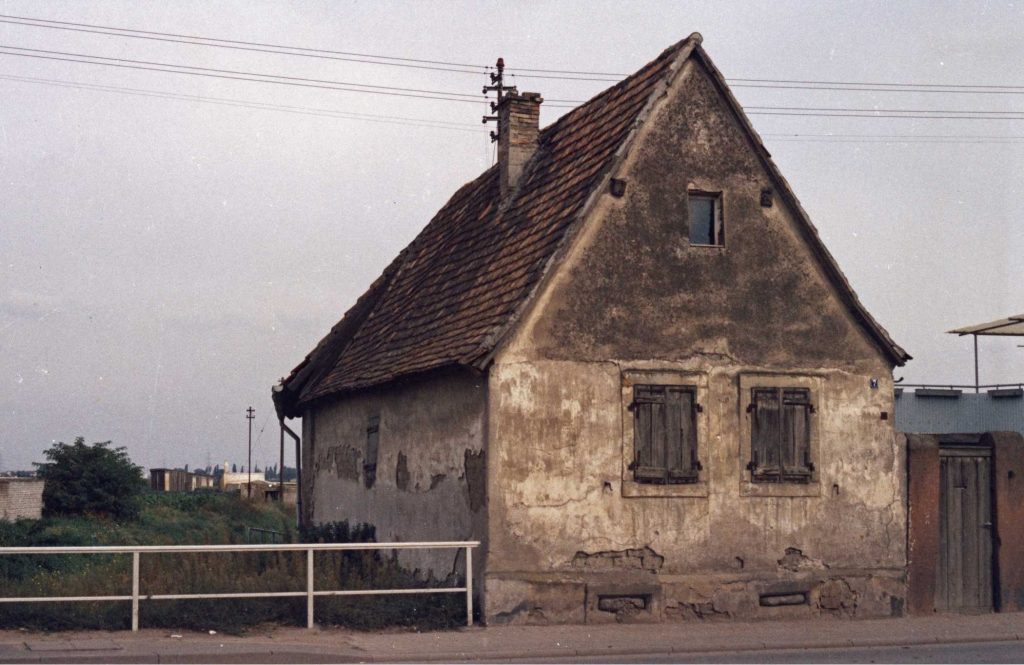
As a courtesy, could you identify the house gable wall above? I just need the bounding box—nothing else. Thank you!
[503,55,887,371]
[485,58,905,623]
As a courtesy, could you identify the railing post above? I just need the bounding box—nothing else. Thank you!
[131,551,140,632]
[465,545,473,627]
[306,547,314,629]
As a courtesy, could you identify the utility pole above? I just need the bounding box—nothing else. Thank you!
[246,406,255,498]
[482,57,516,142]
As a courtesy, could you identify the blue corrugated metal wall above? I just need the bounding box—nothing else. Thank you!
[894,391,1024,433]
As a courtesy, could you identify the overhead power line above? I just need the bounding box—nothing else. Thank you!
[732,77,1024,91]
[0,44,583,107]
[4,73,1022,144]
[764,133,1024,139]
[0,13,488,74]
[0,44,485,100]
[762,133,1024,144]
[748,105,1024,116]
[0,73,486,132]
[3,44,1022,119]
[747,110,1024,120]
[732,82,1024,95]
[6,12,1024,95]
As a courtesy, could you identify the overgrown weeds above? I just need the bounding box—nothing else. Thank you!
[0,495,466,632]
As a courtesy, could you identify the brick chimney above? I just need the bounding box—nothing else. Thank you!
[497,91,543,198]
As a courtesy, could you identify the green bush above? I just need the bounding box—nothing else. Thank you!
[35,438,145,520]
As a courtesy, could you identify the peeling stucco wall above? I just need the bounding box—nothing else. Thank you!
[483,56,906,623]
[302,368,487,578]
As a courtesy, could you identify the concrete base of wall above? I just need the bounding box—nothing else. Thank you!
[484,570,905,625]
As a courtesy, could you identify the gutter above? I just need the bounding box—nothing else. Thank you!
[279,419,302,528]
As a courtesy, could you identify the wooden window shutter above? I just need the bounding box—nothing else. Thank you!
[750,388,780,479]
[632,386,664,482]
[750,387,814,482]
[632,385,700,484]
[666,387,700,482]
[781,389,813,480]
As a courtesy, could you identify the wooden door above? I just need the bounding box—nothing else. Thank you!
[936,445,994,612]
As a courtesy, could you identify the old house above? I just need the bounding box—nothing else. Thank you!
[273,33,911,623]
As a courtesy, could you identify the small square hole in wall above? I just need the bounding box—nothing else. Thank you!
[688,191,723,246]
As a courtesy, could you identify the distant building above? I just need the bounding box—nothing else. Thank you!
[254,481,298,505]
[219,462,266,492]
[149,468,217,492]
[0,478,44,520]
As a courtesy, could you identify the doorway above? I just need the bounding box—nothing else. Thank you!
[936,436,994,612]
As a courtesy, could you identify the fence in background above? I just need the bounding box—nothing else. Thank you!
[244,526,284,544]
[0,541,479,630]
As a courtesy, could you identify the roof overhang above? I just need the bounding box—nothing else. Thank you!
[948,314,1024,336]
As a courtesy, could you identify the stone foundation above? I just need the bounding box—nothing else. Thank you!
[485,570,905,624]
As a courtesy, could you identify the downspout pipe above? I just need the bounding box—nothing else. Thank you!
[280,420,302,528]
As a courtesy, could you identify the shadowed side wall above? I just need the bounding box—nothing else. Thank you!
[484,55,905,624]
[301,368,487,579]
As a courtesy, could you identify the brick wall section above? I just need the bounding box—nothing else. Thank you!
[987,431,1024,611]
[906,433,940,615]
[497,92,542,198]
[0,479,44,520]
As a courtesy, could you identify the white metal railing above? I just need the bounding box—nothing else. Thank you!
[0,541,479,631]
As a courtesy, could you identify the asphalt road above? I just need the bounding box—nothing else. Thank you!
[491,640,1024,664]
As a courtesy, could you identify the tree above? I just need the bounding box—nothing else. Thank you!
[232,463,238,473]
[35,437,145,520]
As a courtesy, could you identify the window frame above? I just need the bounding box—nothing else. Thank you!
[621,370,709,498]
[687,190,724,247]
[738,373,822,498]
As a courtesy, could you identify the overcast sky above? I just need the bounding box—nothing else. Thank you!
[2,1,1023,471]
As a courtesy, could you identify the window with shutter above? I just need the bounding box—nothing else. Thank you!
[631,385,701,484]
[364,414,380,489]
[748,387,814,483]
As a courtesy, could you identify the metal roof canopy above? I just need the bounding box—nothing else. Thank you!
[948,314,1024,391]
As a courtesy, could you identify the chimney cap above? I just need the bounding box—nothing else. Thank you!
[498,91,544,106]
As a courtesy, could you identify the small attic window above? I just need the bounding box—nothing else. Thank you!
[688,192,723,246]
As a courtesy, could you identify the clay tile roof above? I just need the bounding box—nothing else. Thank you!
[275,34,907,417]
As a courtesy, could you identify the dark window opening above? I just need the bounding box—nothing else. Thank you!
[688,192,723,246]
[630,385,701,484]
[748,387,814,483]
[364,414,380,489]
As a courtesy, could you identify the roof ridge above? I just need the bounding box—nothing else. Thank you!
[535,33,702,144]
